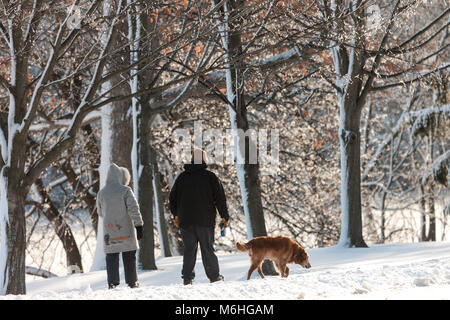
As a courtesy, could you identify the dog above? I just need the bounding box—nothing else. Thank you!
[236,236,311,280]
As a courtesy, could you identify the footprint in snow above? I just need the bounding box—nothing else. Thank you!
[414,278,431,287]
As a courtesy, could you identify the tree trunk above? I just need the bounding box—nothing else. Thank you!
[109,105,133,170]
[92,92,132,272]
[3,183,27,295]
[1,137,27,295]
[337,95,367,248]
[151,145,172,257]
[0,16,29,294]
[137,108,157,270]
[61,151,99,234]
[419,184,427,241]
[160,161,183,256]
[424,71,447,242]
[127,6,159,270]
[2,47,29,294]
[91,5,133,271]
[380,190,387,244]
[236,162,267,240]
[35,179,83,273]
[214,0,278,275]
[329,0,368,248]
[91,110,132,271]
[427,186,436,241]
[426,125,436,241]
[233,99,268,240]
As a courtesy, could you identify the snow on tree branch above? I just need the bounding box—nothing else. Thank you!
[422,150,450,187]
[410,104,450,136]
[25,266,57,279]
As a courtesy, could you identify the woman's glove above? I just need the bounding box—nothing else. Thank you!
[136,226,144,240]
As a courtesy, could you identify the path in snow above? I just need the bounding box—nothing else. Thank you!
[3,242,450,300]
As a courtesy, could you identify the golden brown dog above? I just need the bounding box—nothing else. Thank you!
[236,236,311,280]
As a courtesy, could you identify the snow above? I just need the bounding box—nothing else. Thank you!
[3,242,450,300]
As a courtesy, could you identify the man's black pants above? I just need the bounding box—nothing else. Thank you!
[106,250,137,286]
[181,225,220,281]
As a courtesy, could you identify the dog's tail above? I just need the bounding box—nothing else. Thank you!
[236,241,251,252]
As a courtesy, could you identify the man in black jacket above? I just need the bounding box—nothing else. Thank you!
[169,149,230,285]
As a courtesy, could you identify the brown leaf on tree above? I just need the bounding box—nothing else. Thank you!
[380,60,398,74]
[195,44,204,58]
[312,138,323,150]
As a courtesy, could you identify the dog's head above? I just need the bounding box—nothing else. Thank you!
[295,247,311,269]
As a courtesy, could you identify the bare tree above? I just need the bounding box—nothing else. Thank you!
[0,0,139,295]
[318,0,449,247]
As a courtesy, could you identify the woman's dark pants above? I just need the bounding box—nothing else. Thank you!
[106,250,138,286]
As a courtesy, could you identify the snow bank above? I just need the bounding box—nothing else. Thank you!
[2,242,450,300]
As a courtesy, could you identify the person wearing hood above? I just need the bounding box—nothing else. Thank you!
[96,163,144,289]
[169,148,230,285]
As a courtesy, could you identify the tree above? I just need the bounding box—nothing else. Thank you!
[210,0,279,275]
[319,0,449,247]
[0,0,134,295]
[91,0,134,272]
[410,103,450,241]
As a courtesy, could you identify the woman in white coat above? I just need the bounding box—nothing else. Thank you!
[96,163,144,289]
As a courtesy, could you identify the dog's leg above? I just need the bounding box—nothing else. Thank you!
[284,265,289,277]
[274,261,284,277]
[275,261,289,278]
[257,262,265,279]
[247,264,258,280]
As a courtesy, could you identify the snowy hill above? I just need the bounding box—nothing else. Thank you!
[3,242,450,300]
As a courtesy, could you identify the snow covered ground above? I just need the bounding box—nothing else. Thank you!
[2,241,450,300]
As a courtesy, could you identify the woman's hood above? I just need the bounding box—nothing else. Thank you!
[106,163,124,184]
